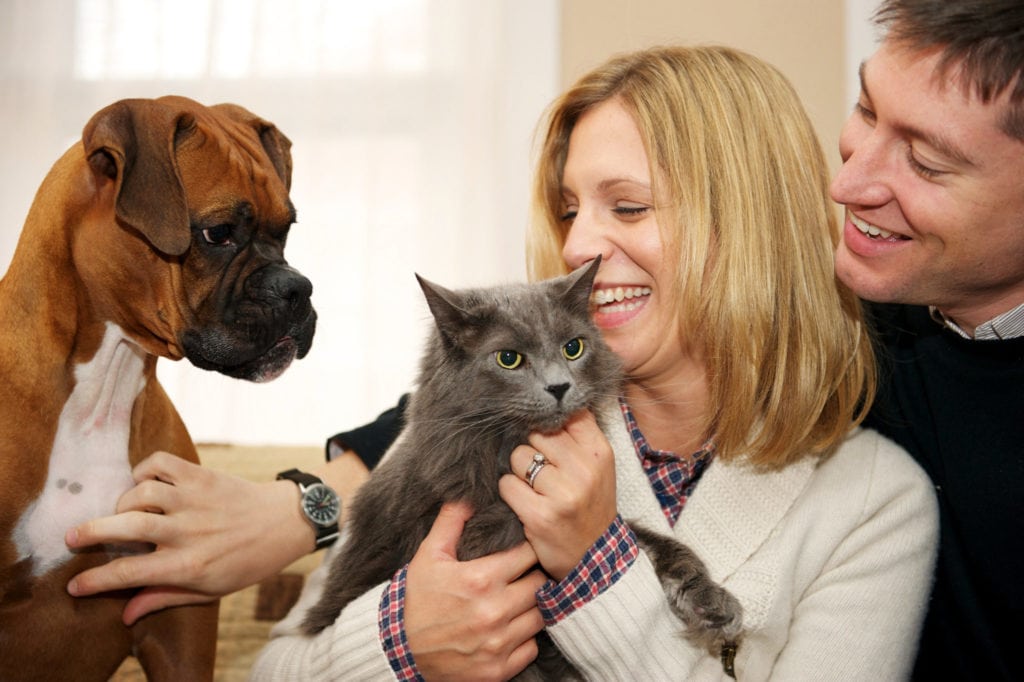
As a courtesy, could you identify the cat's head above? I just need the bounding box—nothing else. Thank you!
[415,257,621,433]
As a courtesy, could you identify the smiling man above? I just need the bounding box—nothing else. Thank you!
[829,1,1024,680]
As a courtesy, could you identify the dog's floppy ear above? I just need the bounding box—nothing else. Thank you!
[212,103,293,190]
[82,99,192,256]
[256,122,293,190]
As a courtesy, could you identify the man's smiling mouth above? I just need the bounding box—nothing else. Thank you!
[851,213,908,241]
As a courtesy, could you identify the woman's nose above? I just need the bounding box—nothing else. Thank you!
[562,211,612,270]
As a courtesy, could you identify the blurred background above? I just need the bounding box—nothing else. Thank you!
[0,0,880,446]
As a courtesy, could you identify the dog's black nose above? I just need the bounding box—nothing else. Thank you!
[250,264,313,308]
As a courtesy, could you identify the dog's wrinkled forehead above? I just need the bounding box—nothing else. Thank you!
[169,101,293,224]
[176,138,292,230]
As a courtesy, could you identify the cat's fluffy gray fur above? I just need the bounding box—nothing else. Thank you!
[302,259,742,680]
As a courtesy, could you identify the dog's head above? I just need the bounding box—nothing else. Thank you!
[80,95,316,382]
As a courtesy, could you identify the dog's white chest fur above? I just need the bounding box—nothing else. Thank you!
[13,323,145,575]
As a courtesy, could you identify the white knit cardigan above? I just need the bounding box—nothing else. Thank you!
[250,405,938,681]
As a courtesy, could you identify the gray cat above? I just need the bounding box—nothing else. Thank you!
[302,258,742,680]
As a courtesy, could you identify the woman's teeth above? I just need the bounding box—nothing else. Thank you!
[851,213,896,239]
[591,286,651,312]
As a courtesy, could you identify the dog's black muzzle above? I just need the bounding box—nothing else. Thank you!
[181,263,317,383]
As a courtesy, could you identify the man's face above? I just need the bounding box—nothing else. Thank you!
[830,39,1024,332]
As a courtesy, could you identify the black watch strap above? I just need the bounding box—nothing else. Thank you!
[276,468,340,550]
[277,468,319,489]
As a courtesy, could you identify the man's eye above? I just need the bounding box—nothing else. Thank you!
[854,101,876,124]
[201,224,234,246]
[906,148,944,179]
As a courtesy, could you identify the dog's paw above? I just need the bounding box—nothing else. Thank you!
[667,576,743,654]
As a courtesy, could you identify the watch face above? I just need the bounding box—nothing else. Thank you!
[302,483,340,527]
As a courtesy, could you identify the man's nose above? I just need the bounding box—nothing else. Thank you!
[830,122,895,208]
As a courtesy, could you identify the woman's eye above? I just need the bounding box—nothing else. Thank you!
[613,205,649,218]
[496,350,523,369]
[560,208,578,222]
[201,224,234,246]
[562,338,584,360]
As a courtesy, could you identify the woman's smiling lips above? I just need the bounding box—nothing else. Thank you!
[589,284,651,328]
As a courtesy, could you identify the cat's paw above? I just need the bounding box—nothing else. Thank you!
[667,576,743,654]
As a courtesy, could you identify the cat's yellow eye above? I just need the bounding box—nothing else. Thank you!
[562,338,584,360]
[496,350,523,369]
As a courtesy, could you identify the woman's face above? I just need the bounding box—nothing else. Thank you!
[560,98,684,380]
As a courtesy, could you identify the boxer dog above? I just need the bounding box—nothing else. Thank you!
[0,96,316,681]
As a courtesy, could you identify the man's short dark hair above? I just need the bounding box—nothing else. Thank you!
[874,0,1024,139]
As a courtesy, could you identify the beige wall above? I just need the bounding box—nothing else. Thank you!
[560,0,847,176]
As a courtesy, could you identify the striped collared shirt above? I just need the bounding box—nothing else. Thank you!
[930,301,1024,340]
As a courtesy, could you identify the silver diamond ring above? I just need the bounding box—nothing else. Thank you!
[525,452,547,488]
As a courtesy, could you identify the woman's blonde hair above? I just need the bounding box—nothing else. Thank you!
[528,45,875,469]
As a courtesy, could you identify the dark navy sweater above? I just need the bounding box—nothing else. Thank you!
[865,303,1024,682]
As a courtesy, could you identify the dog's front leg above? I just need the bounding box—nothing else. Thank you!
[133,599,220,681]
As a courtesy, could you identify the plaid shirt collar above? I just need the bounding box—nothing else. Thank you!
[619,399,715,526]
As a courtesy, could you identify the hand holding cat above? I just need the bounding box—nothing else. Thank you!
[404,501,548,681]
[501,410,618,581]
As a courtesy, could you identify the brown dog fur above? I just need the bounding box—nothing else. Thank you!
[0,96,312,681]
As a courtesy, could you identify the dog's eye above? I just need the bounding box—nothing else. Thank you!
[201,224,234,246]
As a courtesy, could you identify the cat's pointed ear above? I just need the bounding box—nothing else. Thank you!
[416,274,472,345]
[559,255,602,317]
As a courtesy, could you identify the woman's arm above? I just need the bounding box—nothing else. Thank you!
[547,550,723,680]
[536,437,940,681]
[498,409,715,678]
[765,442,939,680]
[249,551,395,681]
[250,501,548,681]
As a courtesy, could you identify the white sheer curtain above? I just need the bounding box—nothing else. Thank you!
[0,0,559,445]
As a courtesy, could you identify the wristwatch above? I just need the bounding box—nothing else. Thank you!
[276,468,341,549]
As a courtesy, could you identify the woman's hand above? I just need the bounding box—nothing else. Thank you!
[65,450,367,625]
[405,501,547,682]
[500,410,618,580]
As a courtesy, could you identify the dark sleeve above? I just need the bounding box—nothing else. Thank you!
[324,393,410,470]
